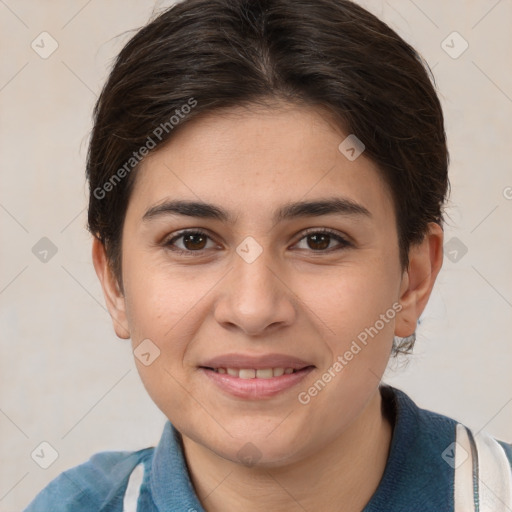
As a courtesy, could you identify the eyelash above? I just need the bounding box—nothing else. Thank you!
[163,228,352,257]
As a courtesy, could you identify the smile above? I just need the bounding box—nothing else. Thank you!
[200,365,315,399]
[210,367,299,378]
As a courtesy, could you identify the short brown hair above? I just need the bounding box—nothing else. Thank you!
[86,0,450,354]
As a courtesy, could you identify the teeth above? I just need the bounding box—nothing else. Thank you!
[255,368,273,379]
[214,367,298,378]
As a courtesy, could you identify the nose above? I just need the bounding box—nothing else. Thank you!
[213,245,297,336]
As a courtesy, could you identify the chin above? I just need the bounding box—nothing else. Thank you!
[216,441,304,469]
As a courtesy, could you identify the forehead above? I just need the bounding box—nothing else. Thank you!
[125,104,394,226]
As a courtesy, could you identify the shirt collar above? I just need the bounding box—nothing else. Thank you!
[150,421,206,511]
[363,385,455,511]
[149,385,455,511]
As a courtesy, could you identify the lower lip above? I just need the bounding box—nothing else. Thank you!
[200,367,315,399]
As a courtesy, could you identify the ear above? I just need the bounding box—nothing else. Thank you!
[91,236,131,339]
[395,222,444,337]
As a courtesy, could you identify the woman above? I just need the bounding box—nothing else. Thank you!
[25,0,512,510]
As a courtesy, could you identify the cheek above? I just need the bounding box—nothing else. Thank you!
[122,265,202,421]
[292,267,396,438]
[123,256,197,340]
[296,260,398,396]
[300,259,399,335]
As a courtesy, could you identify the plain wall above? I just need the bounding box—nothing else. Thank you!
[0,1,511,510]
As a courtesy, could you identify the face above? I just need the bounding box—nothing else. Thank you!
[96,103,422,467]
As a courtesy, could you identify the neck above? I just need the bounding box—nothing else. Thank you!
[181,387,393,512]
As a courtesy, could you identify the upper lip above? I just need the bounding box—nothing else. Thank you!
[200,353,315,370]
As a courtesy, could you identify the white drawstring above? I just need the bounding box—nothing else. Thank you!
[454,424,475,511]
[454,423,512,512]
[474,429,512,511]
[123,463,145,512]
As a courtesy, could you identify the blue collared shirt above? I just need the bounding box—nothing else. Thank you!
[24,385,512,511]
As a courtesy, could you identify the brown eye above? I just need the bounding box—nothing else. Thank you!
[164,230,215,255]
[306,233,331,251]
[294,229,351,252]
[181,232,208,250]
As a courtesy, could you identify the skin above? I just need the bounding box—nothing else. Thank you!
[93,102,443,512]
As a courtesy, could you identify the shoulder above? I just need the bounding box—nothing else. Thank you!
[368,385,512,511]
[389,385,512,464]
[410,388,512,472]
[23,447,154,512]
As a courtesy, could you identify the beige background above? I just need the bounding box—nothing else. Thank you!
[0,1,511,510]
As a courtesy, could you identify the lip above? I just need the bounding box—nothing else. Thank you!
[198,353,316,400]
[200,366,315,399]
[200,353,314,370]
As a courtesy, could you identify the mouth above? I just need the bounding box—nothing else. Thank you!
[198,354,315,399]
[200,366,313,378]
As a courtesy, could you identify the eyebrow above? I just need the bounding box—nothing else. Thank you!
[142,197,371,225]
